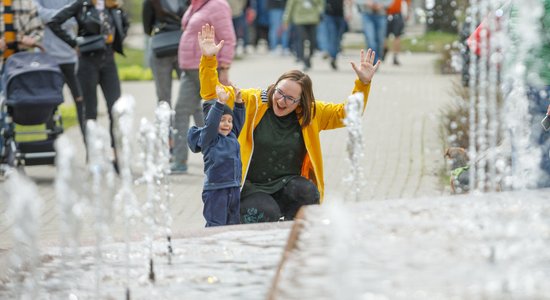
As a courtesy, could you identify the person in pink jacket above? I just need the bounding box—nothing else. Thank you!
[171,0,236,173]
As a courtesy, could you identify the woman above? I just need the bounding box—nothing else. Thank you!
[198,24,380,223]
[143,0,188,105]
[47,0,129,149]
[170,0,236,174]
[35,0,85,140]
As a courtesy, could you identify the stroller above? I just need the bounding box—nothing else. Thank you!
[0,50,65,175]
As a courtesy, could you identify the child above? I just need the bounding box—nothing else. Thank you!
[187,85,244,226]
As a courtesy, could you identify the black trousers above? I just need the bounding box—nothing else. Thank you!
[58,63,85,138]
[295,24,317,68]
[77,48,121,146]
[240,176,320,223]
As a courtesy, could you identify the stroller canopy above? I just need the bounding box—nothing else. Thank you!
[3,51,64,107]
[2,51,65,125]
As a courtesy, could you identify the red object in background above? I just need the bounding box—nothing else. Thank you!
[467,21,487,57]
[246,8,256,25]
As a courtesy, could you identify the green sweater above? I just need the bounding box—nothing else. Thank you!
[283,0,324,25]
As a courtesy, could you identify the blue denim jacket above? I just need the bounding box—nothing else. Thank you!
[188,101,244,190]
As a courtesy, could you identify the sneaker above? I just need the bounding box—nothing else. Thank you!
[170,162,188,174]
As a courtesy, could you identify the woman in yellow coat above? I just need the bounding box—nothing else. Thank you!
[198,24,379,223]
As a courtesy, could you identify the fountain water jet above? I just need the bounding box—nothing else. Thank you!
[54,135,84,295]
[86,120,117,298]
[5,171,43,298]
[343,92,365,202]
[112,95,141,299]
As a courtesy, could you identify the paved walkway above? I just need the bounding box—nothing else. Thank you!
[0,44,456,251]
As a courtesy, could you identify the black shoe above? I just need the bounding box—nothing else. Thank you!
[304,59,311,71]
[330,59,337,70]
[393,56,401,66]
[382,47,388,62]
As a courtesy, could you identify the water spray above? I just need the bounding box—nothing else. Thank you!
[343,92,365,202]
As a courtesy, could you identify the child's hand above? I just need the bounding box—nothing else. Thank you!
[216,85,229,104]
[233,85,242,103]
[198,24,224,57]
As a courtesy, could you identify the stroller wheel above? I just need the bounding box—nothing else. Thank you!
[1,138,17,167]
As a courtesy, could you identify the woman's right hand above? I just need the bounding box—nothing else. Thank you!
[198,24,224,57]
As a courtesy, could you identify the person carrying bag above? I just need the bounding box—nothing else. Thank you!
[48,0,130,170]
[143,0,188,104]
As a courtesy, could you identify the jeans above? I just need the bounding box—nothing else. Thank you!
[202,187,241,227]
[77,48,121,146]
[240,176,320,223]
[149,52,181,105]
[233,14,249,48]
[361,12,387,62]
[324,14,347,60]
[316,16,328,53]
[268,9,289,50]
[172,69,205,165]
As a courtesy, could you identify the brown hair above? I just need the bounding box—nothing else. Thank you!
[267,70,316,127]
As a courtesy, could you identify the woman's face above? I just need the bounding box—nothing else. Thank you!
[271,79,302,117]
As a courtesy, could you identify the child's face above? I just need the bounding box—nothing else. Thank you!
[219,114,233,136]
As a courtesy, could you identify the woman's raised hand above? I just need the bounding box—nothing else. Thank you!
[350,48,381,84]
[198,24,224,57]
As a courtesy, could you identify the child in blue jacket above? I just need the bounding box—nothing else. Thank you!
[188,85,244,226]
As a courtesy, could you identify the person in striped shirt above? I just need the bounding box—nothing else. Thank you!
[0,0,43,71]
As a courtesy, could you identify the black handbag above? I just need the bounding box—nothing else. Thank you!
[151,30,182,58]
[77,35,106,53]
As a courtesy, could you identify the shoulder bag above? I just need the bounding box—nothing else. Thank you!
[151,29,182,58]
[77,35,106,53]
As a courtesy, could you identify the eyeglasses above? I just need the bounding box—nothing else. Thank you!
[274,87,300,104]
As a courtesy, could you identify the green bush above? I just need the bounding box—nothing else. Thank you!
[346,31,459,53]
[118,65,153,81]
[401,31,459,53]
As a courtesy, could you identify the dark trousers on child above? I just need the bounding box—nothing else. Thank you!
[240,176,320,223]
[202,187,241,227]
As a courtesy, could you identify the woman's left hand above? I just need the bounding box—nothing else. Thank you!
[351,48,380,84]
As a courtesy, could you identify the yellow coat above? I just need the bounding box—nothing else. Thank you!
[199,55,371,202]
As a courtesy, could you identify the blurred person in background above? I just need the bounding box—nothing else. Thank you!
[0,0,43,74]
[356,0,391,63]
[323,0,347,70]
[143,0,188,106]
[170,0,236,174]
[250,0,269,51]
[228,0,251,55]
[48,0,129,169]
[267,0,289,55]
[382,0,410,65]
[35,0,85,140]
[283,0,324,71]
